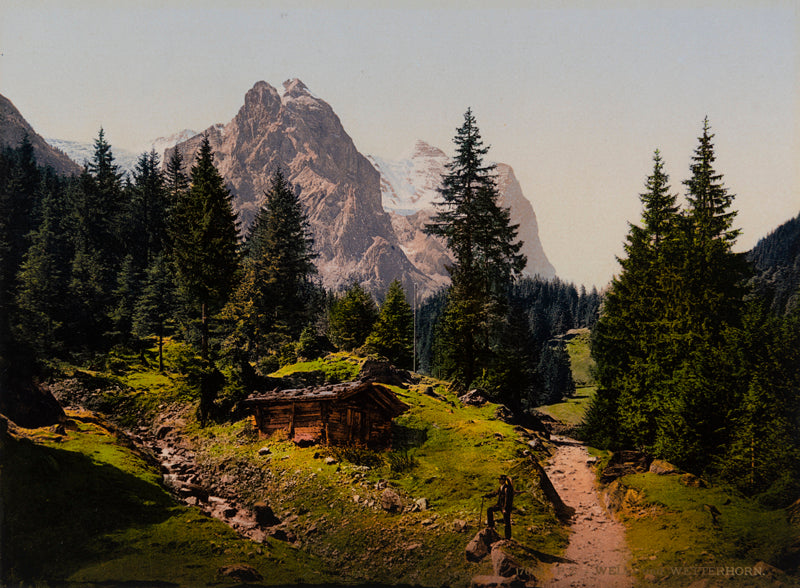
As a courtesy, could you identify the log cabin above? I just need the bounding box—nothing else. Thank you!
[243,381,410,448]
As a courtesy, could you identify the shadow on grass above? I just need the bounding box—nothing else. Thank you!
[1,435,174,585]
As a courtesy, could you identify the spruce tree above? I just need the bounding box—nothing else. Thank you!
[328,283,378,351]
[133,254,177,371]
[364,280,414,369]
[172,136,240,359]
[424,109,525,388]
[246,170,316,339]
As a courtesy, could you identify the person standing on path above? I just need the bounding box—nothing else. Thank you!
[485,474,514,539]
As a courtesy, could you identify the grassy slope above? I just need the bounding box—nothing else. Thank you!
[537,328,596,426]
[1,415,324,587]
[2,345,567,587]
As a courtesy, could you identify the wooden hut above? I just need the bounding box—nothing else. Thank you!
[243,381,410,448]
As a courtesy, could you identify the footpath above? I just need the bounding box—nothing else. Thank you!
[543,435,633,588]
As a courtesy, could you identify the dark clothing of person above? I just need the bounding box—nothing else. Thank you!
[485,481,514,539]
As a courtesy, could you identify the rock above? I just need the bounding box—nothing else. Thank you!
[600,450,652,483]
[223,507,237,519]
[218,564,263,583]
[465,527,502,563]
[258,446,271,456]
[494,405,515,424]
[325,457,338,465]
[380,488,404,513]
[0,378,66,429]
[155,425,174,440]
[470,575,526,588]
[415,497,429,511]
[453,519,469,533]
[268,528,289,542]
[491,541,533,581]
[679,473,707,488]
[253,502,280,527]
[358,359,411,386]
[459,389,488,406]
[649,459,681,475]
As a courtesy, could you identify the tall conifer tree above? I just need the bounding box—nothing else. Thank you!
[172,136,239,359]
[425,109,525,388]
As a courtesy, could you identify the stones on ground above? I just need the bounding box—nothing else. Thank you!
[380,487,403,513]
[258,446,271,456]
[599,450,652,484]
[324,456,338,465]
[414,497,429,511]
[218,564,263,582]
[465,526,501,562]
[453,519,469,533]
[491,541,534,582]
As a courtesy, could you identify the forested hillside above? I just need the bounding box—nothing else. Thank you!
[748,213,800,315]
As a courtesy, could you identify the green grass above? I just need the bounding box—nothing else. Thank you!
[537,386,596,426]
[1,417,327,587]
[537,328,596,426]
[186,379,569,586]
[565,328,594,387]
[269,351,364,382]
[612,472,798,586]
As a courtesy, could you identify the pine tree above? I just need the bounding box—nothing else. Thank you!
[583,150,680,448]
[133,254,177,371]
[364,280,414,369]
[172,136,240,359]
[246,170,316,339]
[328,283,378,351]
[128,150,168,267]
[424,109,525,388]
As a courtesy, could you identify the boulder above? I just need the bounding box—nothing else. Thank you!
[491,541,532,580]
[415,497,429,511]
[600,450,652,484]
[258,446,272,456]
[465,527,501,562]
[0,378,65,429]
[380,487,404,513]
[459,389,488,406]
[649,459,681,475]
[253,501,280,526]
[218,564,263,583]
[359,359,411,386]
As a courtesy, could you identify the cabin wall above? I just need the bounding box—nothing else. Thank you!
[252,400,395,447]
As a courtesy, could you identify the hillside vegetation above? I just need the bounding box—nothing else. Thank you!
[2,343,566,587]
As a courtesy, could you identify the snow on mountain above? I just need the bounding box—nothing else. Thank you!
[369,141,557,279]
[146,129,198,161]
[44,137,140,175]
[367,140,447,215]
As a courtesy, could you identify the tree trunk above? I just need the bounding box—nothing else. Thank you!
[201,302,208,360]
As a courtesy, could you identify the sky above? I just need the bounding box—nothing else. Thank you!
[1,0,797,288]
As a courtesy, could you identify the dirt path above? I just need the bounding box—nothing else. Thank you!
[543,436,633,588]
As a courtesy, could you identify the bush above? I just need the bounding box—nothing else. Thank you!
[327,445,384,469]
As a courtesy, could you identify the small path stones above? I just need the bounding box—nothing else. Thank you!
[543,436,633,588]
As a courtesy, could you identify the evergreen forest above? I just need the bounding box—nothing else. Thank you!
[1,112,799,513]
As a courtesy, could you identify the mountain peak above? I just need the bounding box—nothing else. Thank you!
[282,78,311,98]
[410,140,447,160]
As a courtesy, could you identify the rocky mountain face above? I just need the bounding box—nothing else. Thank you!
[370,140,556,283]
[0,93,81,176]
[168,79,432,297]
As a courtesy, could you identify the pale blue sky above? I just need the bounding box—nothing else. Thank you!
[1,0,797,288]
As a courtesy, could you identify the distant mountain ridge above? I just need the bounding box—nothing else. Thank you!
[0,93,81,175]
